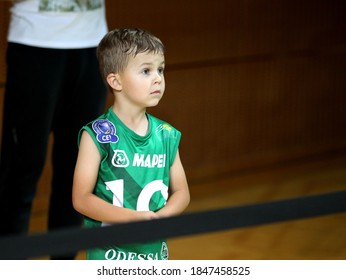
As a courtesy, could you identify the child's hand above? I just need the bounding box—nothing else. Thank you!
[141,211,159,220]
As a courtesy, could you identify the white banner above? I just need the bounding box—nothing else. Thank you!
[0,260,345,280]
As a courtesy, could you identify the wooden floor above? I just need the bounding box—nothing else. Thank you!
[29,151,346,260]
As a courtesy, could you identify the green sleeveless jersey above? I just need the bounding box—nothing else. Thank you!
[78,107,181,260]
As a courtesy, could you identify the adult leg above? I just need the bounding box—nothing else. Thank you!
[48,47,107,259]
[0,44,60,236]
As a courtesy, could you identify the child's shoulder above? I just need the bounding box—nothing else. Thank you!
[147,114,181,138]
[84,107,117,131]
[80,109,118,144]
[148,114,175,128]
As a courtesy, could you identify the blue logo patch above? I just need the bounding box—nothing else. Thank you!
[92,119,119,143]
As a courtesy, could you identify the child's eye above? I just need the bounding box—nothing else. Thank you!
[158,67,165,74]
[142,69,150,75]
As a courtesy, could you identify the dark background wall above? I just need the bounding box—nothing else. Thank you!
[1,0,346,183]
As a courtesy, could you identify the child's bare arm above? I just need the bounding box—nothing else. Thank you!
[156,150,190,218]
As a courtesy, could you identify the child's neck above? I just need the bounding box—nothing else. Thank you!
[112,105,148,136]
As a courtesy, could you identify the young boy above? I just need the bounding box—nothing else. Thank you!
[72,28,190,260]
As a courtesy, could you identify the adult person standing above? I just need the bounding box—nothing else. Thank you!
[0,0,108,259]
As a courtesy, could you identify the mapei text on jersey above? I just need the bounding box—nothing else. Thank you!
[133,153,166,168]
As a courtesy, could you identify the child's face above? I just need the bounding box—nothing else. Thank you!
[118,51,165,108]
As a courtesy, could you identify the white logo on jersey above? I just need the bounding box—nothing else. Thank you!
[111,151,166,168]
[161,241,169,260]
[111,150,129,167]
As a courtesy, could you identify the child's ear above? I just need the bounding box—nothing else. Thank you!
[106,73,122,91]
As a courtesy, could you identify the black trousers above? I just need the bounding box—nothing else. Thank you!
[0,43,107,258]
